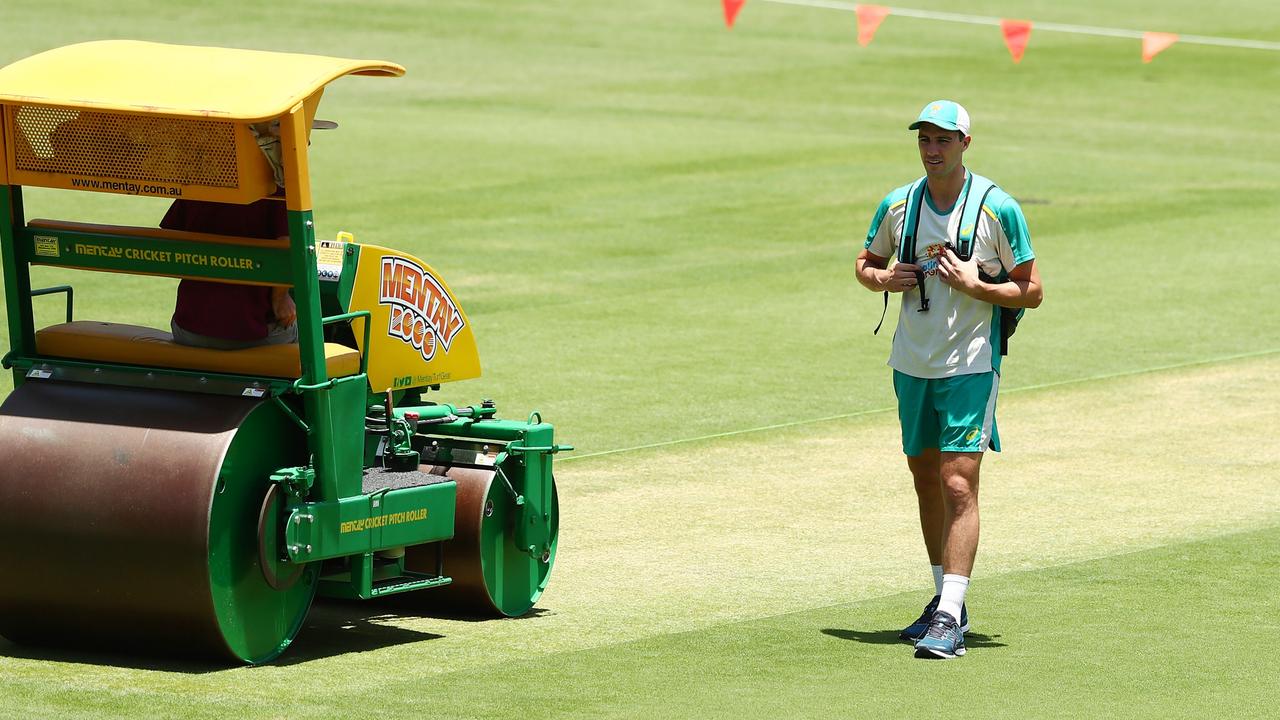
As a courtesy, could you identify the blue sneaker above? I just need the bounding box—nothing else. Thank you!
[900,596,969,640]
[914,610,967,659]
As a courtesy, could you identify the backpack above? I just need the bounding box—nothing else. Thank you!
[873,172,1023,355]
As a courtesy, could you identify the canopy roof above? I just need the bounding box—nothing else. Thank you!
[0,40,404,121]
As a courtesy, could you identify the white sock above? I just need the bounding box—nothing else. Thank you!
[937,574,969,623]
[931,565,944,596]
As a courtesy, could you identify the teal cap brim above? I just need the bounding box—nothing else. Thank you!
[909,119,961,132]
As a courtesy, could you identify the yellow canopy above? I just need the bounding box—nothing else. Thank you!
[0,40,404,121]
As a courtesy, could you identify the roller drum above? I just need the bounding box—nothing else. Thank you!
[0,380,315,663]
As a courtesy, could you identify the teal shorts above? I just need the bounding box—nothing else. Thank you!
[892,370,1001,456]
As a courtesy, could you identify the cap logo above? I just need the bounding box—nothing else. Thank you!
[930,104,942,114]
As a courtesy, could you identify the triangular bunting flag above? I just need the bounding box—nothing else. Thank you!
[856,5,891,47]
[1000,19,1033,64]
[723,0,746,29]
[1142,31,1179,63]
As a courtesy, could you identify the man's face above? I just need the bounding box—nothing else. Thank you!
[917,123,969,178]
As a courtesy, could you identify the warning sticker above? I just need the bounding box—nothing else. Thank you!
[33,236,60,258]
[317,240,345,281]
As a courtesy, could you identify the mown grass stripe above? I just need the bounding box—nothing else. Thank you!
[565,348,1280,462]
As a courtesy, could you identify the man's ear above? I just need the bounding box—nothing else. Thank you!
[961,135,971,150]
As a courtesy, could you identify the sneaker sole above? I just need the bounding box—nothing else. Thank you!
[914,645,966,659]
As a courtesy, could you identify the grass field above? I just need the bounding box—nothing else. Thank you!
[1,0,1278,718]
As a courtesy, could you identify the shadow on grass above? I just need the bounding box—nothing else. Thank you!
[820,628,1007,650]
[0,638,230,674]
[274,600,552,665]
[360,595,553,624]
[272,604,446,666]
[0,601,546,672]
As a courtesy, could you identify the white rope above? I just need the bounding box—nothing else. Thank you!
[759,0,1280,52]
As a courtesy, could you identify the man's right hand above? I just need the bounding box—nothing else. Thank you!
[887,263,922,293]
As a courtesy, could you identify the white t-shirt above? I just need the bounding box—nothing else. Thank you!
[864,173,1034,378]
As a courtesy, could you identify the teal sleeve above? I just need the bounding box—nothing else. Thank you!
[996,197,1034,265]
[864,194,892,251]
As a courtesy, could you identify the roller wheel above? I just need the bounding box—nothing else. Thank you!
[400,466,559,616]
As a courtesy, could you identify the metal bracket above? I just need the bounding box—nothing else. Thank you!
[269,465,315,498]
[492,453,524,507]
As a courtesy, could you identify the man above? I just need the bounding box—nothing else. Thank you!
[163,197,297,348]
[165,119,299,349]
[855,101,1042,659]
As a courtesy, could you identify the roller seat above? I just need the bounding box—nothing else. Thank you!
[35,320,361,379]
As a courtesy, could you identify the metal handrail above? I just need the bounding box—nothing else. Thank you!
[291,309,371,391]
[30,285,74,323]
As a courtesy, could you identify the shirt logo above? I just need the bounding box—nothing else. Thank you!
[379,257,465,362]
[919,242,946,275]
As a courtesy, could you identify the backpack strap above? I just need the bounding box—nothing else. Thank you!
[953,172,996,261]
[953,172,1025,356]
[899,178,928,265]
[874,179,928,334]
[901,178,930,313]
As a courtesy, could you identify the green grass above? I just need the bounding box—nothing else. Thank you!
[422,526,1280,720]
[0,0,1278,717]
[2,353,1277,719]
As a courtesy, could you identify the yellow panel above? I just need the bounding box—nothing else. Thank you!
[0,41,404,121]
[6,105,275,202]
[347,243,481,393]
[279,105,312,212]
[36,320,360,379]
[0,105,10,185]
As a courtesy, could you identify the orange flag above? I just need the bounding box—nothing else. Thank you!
[1000,19,1033,63]
[856,5,891,47]
[723,0,746,29]
[1142,31,1179,63]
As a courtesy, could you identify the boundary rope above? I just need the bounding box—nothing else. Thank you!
[759,0,1280,52]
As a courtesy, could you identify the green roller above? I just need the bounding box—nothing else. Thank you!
[0,41,570,665]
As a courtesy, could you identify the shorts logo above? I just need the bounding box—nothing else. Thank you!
[964,427,981,443]
[379,257,465,362]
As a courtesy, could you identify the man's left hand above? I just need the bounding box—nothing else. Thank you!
[937,247,981,296]
[272,289,297,328]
